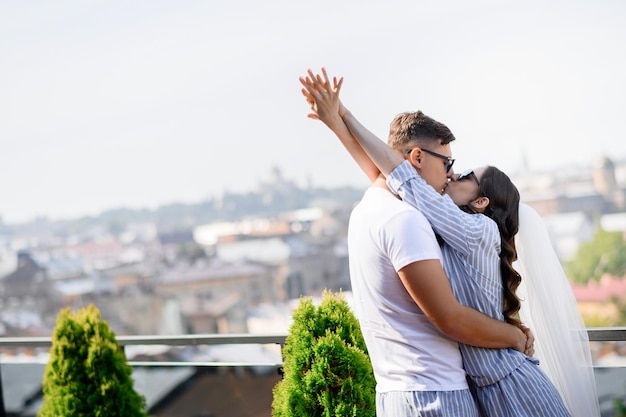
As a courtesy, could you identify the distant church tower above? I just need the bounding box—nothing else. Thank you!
[592,155,626,211]
[592,156,617,196]
[269,165,283,184]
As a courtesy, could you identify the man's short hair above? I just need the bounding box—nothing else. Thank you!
[387,110,456,154]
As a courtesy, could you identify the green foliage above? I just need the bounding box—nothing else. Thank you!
[581,311,614,327]
[612,295,626,326]
[39,305,147,417]
[565,229,626,283]
[272,290,376,417]
[615,397,626,417]
[580,294,626,326]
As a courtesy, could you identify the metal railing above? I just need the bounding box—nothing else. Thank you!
[1,328,625,416]
[587,327,626,342]
[1,327,625,365]
[0,333,288,368]
[2,327,624,344]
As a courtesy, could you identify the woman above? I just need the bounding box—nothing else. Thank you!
[299,68,599,417]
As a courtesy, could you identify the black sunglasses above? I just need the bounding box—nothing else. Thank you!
[457,169,480,186]
[407,148,455,172]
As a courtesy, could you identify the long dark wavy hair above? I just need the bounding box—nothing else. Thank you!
[478,166,522,327]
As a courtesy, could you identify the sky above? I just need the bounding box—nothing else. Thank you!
[1,0,625,224]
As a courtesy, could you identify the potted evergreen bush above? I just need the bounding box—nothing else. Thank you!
[272,289,375,417]
[39,304,147,417]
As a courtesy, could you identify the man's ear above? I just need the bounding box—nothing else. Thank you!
[470,196,490,213]
[407,148,422,169]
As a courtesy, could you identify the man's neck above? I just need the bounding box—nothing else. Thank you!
[372,177,401,200]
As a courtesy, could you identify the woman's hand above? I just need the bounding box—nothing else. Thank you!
[521,325,535,357]
[299,67,345,129]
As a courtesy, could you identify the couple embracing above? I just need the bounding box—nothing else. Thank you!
[300,68,599,417]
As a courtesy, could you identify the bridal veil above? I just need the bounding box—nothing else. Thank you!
[514,203,600,417]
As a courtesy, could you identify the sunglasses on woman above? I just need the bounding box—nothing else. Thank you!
[457,169,480,186]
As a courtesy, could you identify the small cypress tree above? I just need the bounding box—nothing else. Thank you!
[272,289,376,417]
[39,304,147,417]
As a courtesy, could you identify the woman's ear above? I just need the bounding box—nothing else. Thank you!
[470,196,490,213]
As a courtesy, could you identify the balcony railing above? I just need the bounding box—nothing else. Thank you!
[1,327,624,364]
[587,327,626,342]
[1,328,625,416]
[0,333,288,368]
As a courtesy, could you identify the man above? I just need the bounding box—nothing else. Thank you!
[300,68,531,416]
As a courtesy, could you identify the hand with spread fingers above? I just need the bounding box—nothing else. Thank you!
[299,67,345,130]
[298,67,382,182]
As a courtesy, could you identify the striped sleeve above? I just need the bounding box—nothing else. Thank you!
[386,160,486,257]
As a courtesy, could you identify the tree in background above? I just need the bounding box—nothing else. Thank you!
[272,290,375,417]
[565,229,626,283]
[39,304,146,417]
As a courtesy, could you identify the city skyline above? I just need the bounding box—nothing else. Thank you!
[2,0,625,223]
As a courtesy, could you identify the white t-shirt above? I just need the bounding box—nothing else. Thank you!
[348,186,467,392]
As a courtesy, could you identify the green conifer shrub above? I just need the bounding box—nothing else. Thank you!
[272,289,375,417]
[39,304,147,417]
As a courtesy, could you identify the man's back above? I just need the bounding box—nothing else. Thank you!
[347,186,467,392]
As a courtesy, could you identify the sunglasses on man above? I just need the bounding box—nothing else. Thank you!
[406,148,455,172]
